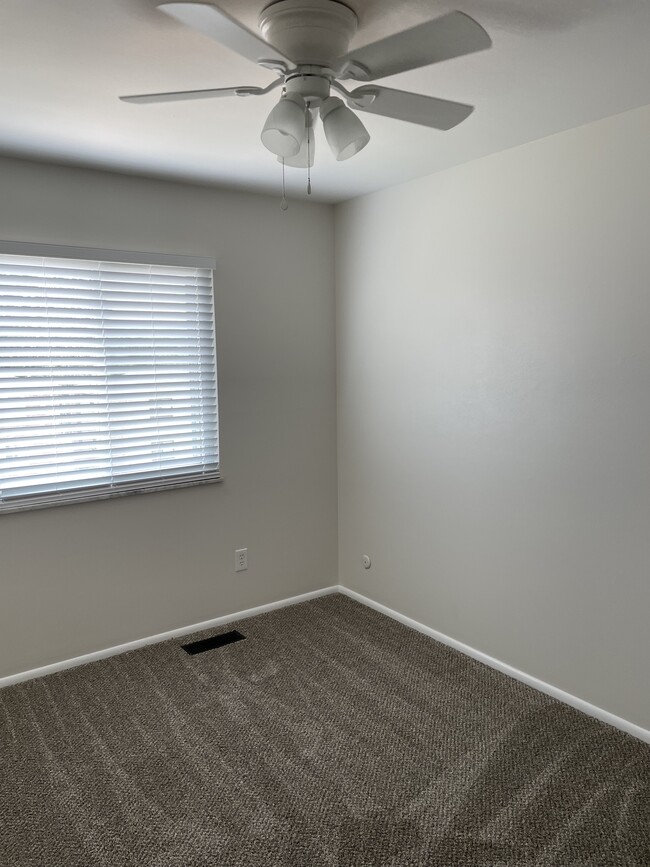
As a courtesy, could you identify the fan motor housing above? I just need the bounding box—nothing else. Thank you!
[259,0,358,67]
[284,68,331,104]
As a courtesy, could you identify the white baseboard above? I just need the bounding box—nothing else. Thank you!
[4,582,649,745]
[0,586,339,690]
[339,586,650,745]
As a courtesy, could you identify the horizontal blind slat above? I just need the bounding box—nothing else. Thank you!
[2,426,218,452]
[0,404,217,426]
[2,445,220,477]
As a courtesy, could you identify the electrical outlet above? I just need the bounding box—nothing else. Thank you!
[235,548,248,572]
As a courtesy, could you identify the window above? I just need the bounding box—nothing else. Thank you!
[0,242,219,514]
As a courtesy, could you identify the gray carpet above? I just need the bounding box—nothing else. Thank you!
[1,593,648,866]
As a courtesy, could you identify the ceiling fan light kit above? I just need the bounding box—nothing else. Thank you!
[121,0,492,200]
[320,95,369,161]
[279,109,316,168]
[261,91,308,156]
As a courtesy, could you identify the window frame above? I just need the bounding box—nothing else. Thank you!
[0,240,221,515]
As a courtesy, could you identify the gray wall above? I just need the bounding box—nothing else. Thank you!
[0,157,337,677]
[336,104,650,729]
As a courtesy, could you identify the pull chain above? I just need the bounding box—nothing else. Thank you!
[280,157,288,211]
[306,102,312,196]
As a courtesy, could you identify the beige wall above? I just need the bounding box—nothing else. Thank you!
[336,104,650,729]
[0,157,337,677]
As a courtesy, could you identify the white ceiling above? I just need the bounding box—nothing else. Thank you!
[1,0,649,203]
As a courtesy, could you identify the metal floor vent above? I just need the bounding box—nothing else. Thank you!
[181,630,246,655]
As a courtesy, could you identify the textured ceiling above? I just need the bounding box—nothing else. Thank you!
[0,0,649,202]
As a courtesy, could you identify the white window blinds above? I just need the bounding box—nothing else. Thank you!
[0,248,219,513]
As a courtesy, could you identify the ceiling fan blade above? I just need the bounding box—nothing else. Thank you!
[157,3,291,67]
[348,86,474,131]
[341,11,491,81]
[120,85,268,104]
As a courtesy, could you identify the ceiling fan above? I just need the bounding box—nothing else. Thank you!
[120,0,491,171]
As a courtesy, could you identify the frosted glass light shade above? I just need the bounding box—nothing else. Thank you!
[261,93,307,157]
[320,96,369,161]
[279,111,316,168]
